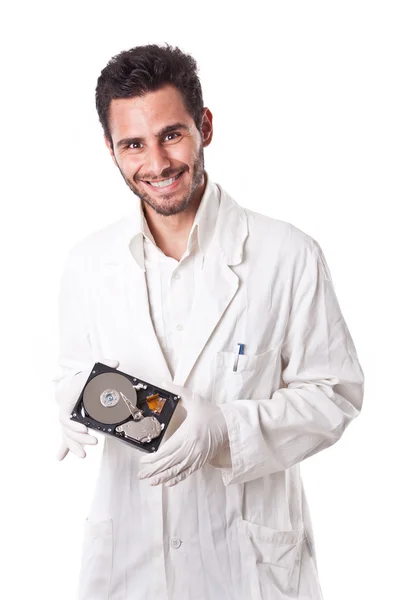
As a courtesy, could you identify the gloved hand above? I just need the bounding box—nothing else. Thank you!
[55,359,120,460]
[138,382,230,487]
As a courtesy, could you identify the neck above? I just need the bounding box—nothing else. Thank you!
[143,178,206,261]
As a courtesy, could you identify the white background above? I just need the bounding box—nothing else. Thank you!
[1,1,399,598]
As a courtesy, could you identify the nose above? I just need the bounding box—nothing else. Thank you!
[145,142,171,177]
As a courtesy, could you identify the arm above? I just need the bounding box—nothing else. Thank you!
[217,238,364,485]
[54,247,94,391]
[53,248,97,460]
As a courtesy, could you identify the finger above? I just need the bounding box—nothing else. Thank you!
[56,443,69,461]
[67,439,87,458]
[102,359,120,369]
[148,460,192,486]
[164,467,194,487]
[59,416,88,433]
[142,448,196,482]
[164,452,204,486]
[138,431,187,473]
[140,425,187,465]
[164,456,203,487]
[65,431,98,446]
[138,448,184,479]
[140,441,179,466]
[139,444,174,465]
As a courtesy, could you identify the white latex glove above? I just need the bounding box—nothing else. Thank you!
[138,382,229,487]
[55,359,119,460]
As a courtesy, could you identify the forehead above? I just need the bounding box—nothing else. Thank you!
[108,84,193,138]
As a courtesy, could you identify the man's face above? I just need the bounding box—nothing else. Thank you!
[105,85,212,216]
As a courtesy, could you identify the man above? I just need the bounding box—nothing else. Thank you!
[55,44,364,600]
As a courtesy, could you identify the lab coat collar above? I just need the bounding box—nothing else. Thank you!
[103,173,247,270]
[190,171,220,258]
[130,171,220,268]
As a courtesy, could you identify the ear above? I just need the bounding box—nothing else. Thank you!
[104,134,118,166]
[201,108,213,147]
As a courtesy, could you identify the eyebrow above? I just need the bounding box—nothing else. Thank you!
[116,122,189,149]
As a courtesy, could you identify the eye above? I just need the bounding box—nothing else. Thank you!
[164,132,181,142]
[128,141,143,150]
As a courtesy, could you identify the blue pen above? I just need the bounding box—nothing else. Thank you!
[233,343,245,372]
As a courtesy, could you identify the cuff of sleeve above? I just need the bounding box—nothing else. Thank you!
[212,402,244,485]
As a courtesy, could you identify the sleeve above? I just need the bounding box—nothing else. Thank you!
[53,247,94,399]
[217,237,364,485]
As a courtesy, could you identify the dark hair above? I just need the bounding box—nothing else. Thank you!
[95,43,204,145]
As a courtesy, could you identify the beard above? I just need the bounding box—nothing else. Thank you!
[118,146,205,217]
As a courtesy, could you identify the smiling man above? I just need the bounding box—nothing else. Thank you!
[55,44,364,600]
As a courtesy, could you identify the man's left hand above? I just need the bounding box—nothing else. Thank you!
[138,383,229,487]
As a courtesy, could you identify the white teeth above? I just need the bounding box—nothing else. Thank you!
[149,174,180,188]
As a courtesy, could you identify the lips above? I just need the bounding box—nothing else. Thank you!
[148,173,181,188]
[142,171,184,192]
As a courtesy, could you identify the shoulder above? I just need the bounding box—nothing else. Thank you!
[237,202,321,263]
[244,208,333,288]
[240,206,332,284]
[219,185,314,250]
[246,207,311,247]
[218,184,323,265]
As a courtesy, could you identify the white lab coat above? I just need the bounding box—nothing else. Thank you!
[57,180,364,600]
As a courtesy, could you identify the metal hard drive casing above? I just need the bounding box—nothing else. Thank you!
[70,362,180,452]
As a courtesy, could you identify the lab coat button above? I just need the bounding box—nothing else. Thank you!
[176,324,184,331]
[170,538,182,549]
[172,273,181,280]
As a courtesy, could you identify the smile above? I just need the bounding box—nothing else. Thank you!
[145,172,183,189]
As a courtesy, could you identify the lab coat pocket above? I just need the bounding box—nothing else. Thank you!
[213,348,280,404]
[78,518,113,600]
[238,518,304,599]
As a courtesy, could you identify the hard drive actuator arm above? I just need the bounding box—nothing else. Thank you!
[116,391,164,444]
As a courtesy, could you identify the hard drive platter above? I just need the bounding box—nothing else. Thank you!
[82,372,134,424]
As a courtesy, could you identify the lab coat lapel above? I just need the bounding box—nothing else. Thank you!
[103,211,172,384]
[173,187,248,386]
[123,259,172,384]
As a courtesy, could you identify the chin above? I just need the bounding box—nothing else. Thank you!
[150,196,190,217]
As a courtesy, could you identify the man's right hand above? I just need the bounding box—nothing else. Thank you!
[55,359,120,460]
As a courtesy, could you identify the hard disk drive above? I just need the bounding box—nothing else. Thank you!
[70,362,180,452]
